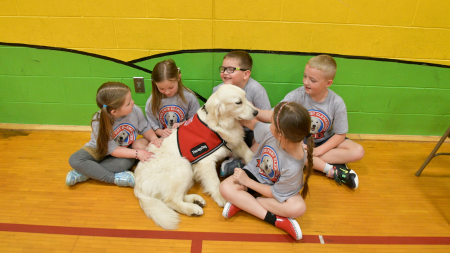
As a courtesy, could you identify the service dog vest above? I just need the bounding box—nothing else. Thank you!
[177,114,227,164]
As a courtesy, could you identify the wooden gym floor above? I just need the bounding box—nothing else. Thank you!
[0,128,449,252]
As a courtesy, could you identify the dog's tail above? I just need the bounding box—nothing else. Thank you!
[138,196,180,230]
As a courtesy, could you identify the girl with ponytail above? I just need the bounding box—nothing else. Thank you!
[66,82,162,188]
[219,101,313,241]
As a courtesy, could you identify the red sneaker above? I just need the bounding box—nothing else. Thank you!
[222,202,241,218]
[275,216,302,240]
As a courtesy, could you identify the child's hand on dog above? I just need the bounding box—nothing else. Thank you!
[149,138,164,148]
[239,118,258,130]
[137,150,155,162]
[161,128,172,138]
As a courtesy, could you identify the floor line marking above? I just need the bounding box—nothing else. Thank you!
[319,235,325,244]
[1,223,450,245]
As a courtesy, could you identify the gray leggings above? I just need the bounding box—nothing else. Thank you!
[68,148,135,184]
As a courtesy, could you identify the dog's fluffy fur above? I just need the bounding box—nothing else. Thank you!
[134,84,257,230]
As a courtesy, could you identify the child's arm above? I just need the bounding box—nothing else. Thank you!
[239,117,259,131]
[233,168,273,198]
[142,129,163,148]
[256,109,273,123]
[155,128,172,138]
[110,146,154,162]
[314,133,346,157]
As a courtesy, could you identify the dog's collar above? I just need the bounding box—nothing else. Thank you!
[201,105,208,114]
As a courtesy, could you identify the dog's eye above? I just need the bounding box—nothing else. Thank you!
[236,100,242,105]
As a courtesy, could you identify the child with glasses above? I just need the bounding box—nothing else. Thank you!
[256,55,365,189]
[145,59,200,138]
[214,51,271,177]
[219,102,313,241]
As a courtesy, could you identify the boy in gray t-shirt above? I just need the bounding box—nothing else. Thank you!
[215,51,271,177]
[257,55,365,189]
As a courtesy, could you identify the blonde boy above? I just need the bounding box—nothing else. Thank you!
[213,51,271,177]
[257,54,364,189]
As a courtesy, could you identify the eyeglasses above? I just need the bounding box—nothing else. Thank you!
[219,66,248,74]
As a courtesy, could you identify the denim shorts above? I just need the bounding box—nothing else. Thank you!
[244,130,254,148]
[242,168,262,197]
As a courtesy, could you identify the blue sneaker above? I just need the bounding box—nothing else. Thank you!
[65,170,89,186]
[220,158,243,177]
[114,171,135,187]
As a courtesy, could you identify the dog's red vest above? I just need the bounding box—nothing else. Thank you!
[177,114,227,164]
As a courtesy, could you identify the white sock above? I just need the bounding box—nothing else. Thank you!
[322,163,333,174]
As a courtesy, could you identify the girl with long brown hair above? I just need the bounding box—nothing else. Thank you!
[219,101,313,240]
[145,59,200,138]
[66,82,162,187]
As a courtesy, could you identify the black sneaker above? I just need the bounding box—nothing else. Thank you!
[220,158,243,177]
[332,164,358,189]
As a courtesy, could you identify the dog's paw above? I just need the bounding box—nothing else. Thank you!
[187,204,204,217]
[212,193,227,207]
[244,154,253,164]
[185,194,206,207]
[194,200,206,207]
[243,150,254,164]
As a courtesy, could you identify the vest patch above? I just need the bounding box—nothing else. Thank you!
[191,142,209,157]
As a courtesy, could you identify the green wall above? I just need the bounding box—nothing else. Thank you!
[1,44,449,136]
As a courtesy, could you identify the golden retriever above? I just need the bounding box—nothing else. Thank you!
[134,84,258,230]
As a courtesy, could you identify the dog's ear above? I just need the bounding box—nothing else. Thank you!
[212,103,226,127]
[205,93,221,126]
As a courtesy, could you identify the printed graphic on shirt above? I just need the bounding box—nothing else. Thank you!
[309,109,331,139]
[113,123,137,147]
[159,105,186,129]
[256,145,280,182]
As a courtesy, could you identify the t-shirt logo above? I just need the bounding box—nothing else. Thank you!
[113,123,136,147]
[159,105,186,129]
[309,109,331,139]
[256,145,280,182]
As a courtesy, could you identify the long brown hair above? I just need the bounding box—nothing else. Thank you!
[92,82,131,158]
[150,59,194,116]
[272,101,313,199]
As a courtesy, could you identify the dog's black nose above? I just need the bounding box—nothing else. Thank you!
[253,110,258,116]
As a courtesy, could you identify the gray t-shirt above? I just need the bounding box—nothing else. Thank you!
[281,86,348,143]
[86,104,152,155]
[145,89,200,130]
[244,122,306,203]
[213,77,271,110]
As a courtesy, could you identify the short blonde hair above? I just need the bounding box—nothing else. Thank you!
[307,54,337,80]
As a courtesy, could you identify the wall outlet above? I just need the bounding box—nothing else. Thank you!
[133,77,145,93]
